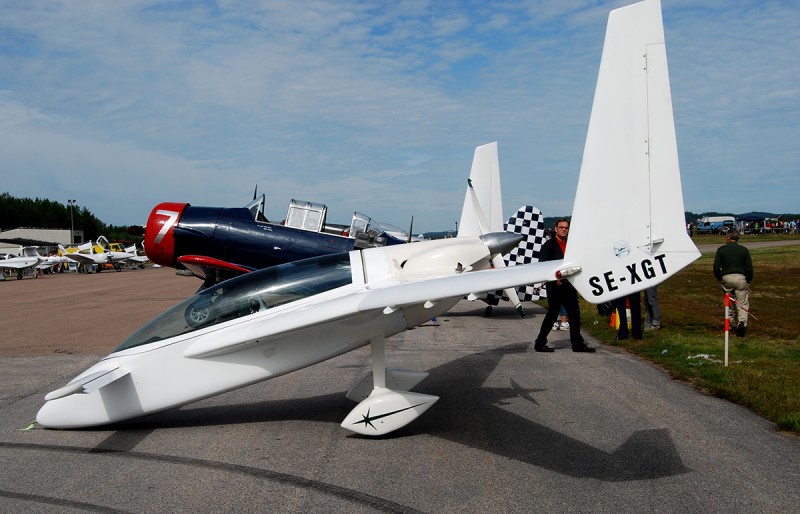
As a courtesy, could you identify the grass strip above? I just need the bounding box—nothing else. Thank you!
[576,236,800,434]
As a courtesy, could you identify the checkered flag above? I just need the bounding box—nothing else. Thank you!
[484,205,547,305]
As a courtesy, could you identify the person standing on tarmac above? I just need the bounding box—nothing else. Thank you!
[533,218,595,353]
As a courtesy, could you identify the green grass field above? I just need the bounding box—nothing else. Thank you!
[577,234,800,434]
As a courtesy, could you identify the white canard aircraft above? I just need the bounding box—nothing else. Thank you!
[37,0,699,434]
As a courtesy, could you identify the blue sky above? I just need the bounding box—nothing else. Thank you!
[1,0,798,232]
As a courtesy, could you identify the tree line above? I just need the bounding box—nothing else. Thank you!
[542,211,799,230]
[0,193,140,244]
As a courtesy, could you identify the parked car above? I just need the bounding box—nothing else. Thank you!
[695,216,736,234]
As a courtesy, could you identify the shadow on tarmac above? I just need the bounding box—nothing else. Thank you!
[97,343,688,482]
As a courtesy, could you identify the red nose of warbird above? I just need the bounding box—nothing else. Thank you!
[143,202,188,267]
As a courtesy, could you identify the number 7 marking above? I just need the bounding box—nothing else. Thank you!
[154,210,179,243]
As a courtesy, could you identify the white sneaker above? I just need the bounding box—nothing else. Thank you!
[552,322,561,331]
[561,321,570,330]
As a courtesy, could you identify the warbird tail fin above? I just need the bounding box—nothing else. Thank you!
[563,0,699,303]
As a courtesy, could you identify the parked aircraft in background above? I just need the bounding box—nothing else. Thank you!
[123,244,149,268]
[0,247,43,279]
[38,0,698,435]
[142,196,409,288]
[417,231,457,240]
[37,252,71,272]
[59,236,137,272]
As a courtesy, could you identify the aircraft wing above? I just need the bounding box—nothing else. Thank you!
[64,252,101,265]
[38,256,70,269]
[107,252,133,263]
[183,258,563,360]
[359,259,563,312]
[183,294,367,358]
[177,255,256,282]
[0,258,40,270]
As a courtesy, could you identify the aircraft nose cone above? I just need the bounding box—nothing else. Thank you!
[479,232,523,256]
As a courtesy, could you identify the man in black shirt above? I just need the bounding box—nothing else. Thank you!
[533,219,595,353]
[713,229,753,336]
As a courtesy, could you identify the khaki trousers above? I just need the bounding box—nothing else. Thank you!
[721,273,750,326]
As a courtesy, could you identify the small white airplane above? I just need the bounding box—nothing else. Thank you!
[60,236,137,272]
[0,247,43,279]
[123,243,150,268]
[37,252,72,272]
[37,0,699,434]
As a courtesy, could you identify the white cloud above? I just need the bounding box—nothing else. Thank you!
[0,0,798,231]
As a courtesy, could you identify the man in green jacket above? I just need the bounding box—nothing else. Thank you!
[713,229,753,336]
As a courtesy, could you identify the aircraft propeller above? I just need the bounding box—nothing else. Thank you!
[466,179,526,317]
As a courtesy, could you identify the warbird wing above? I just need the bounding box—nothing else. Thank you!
[38,0,698,435]
[176,255,255,284]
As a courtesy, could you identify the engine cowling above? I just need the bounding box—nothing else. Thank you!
[143,202,189,267]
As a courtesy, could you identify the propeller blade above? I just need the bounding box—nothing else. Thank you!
[471,179,526,317]
[492,255,526,317]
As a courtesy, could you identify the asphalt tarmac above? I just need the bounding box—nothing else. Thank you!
[1,267,798,512]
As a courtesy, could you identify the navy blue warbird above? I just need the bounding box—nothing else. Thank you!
[143,196,407,287]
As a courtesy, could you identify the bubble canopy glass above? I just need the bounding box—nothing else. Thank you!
[115,253,353,352]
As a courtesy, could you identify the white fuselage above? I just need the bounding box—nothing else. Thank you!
[37,238,489,428]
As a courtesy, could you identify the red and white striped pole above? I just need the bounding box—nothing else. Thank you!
[724,293,730,367]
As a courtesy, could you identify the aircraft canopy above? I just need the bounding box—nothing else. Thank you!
[115,252,353,352]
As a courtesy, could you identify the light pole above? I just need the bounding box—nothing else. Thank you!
[68,199,77,244]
